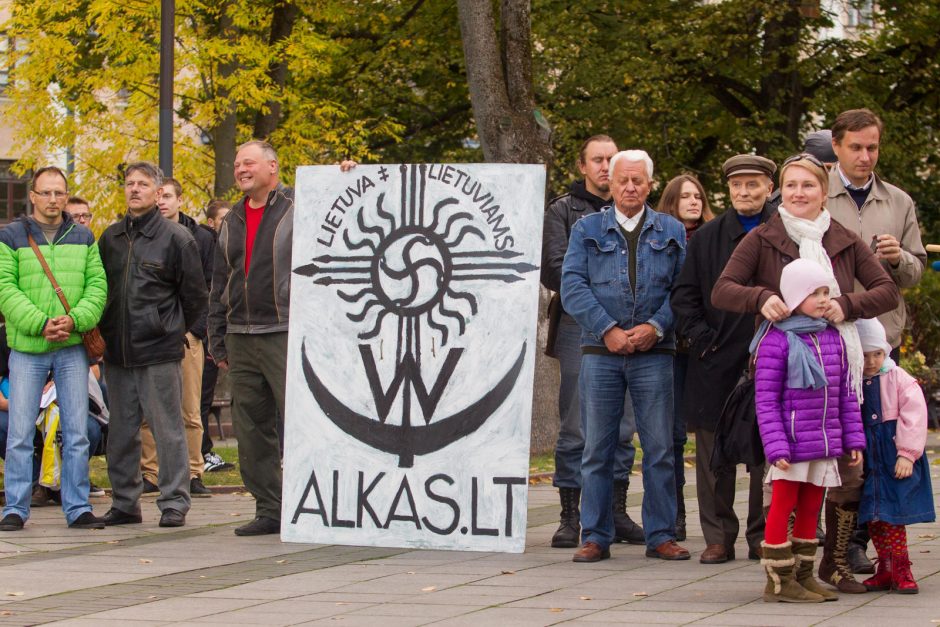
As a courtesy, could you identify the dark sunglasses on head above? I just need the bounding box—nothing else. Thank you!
[783,152,825,169]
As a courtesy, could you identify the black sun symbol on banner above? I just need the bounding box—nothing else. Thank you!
[295,164,536,467]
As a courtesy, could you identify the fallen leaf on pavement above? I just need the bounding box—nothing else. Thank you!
[276,559,288,564]
[406,571,416,575]
[421,586,437,592]
[550,608,564,612]
[633,592,648,597]
[5,592,23,597]
[501,570,515,575]
[918,534,937,540]
[106,540,120,544]
[579,596,592,600]
[139,559,152,564]
[0,611,12,616]
[148,595,158,600]
[335,602,350,606]
[230,513,241,517]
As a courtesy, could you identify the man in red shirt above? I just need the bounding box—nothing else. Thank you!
[208,141,353,535]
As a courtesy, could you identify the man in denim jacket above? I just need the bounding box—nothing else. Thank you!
[561,150,689,562]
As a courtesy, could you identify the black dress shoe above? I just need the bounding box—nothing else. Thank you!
[159,508,186,528]
[142,479,159,494]
[69,511,106,529]
[234,516,281,536]
[103,508,143,525]
[190,477,212,498]
[847,542,875,574]
[0,513,24,531]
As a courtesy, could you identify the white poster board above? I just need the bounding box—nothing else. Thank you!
[282,163,545,553]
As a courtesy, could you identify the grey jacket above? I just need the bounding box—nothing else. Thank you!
[827,170,926,348]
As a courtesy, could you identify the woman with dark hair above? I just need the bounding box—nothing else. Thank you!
[656,174,714,540]
[657,174,714,240]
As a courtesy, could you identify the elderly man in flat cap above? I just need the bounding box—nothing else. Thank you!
[670,154,777,564]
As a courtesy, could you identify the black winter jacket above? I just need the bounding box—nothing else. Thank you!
[541,180,610,295]
[98,206,208,367]
[177,212,215,340]
[669,203,775,431]
[208,184,293,362]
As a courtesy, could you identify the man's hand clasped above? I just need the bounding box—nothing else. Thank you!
[603,323,659,355]
[42,315,74,343]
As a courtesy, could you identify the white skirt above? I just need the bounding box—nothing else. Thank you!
[764,458,842,488]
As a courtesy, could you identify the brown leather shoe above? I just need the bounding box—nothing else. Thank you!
[572,541,611,563]
[700,544,734,564]
[646,540,691,560]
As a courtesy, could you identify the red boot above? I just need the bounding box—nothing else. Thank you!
[862,554,892,591]
[891,550,919,594]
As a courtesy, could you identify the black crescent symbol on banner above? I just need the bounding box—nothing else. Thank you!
[301,341,526,468]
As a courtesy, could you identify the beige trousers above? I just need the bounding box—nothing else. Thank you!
[141,333,205,482]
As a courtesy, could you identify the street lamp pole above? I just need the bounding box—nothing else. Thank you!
[159,0,174,178]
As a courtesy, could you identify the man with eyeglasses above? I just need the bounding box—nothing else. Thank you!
[817,108,928,591]
[0,166,107,531]
[66,197,93,228]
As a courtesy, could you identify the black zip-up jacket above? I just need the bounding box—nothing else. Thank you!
[541,180,610,296]
[98,206,208,367]
[208,184,293,363]
[176,212,215,340]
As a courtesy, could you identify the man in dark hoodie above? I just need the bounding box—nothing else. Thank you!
[137,177,216,498]
[540,135,643,549]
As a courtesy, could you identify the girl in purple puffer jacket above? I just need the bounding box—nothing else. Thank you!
[752,259,865,603]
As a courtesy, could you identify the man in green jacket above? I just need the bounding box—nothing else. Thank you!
[0,166,107,531]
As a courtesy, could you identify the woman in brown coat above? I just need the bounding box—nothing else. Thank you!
[711,154,898,596]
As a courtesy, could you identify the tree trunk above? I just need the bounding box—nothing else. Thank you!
[253,0,299,140]
[208,5,238,197]
[455,0,552,166]
[456,0,556,455]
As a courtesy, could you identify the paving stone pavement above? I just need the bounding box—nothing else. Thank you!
[0,435,938,626]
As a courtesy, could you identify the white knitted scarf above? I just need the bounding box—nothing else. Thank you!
[778,206,864,403]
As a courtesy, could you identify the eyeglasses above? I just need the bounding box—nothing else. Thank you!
[32,190,69,199]
[71,213,93,221]
[782,153,825,169]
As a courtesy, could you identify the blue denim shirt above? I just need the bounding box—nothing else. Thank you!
[560,205,686,350]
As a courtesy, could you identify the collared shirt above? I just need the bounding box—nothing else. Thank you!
[837,165,873,191]
[615,207,644,232]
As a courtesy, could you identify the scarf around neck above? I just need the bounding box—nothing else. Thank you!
[750,316,829,390]
[777,206,864,402]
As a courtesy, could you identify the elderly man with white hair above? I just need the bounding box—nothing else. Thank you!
[561,150,689,562]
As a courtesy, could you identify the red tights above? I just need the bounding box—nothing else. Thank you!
[765,480,825,545]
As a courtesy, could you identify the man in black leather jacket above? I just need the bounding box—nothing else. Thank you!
[540,135,644,548]
[97,162,208,529]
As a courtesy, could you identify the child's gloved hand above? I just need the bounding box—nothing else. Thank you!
[774,459,790,471]
[848,449,864,467]
[895,456,913,479]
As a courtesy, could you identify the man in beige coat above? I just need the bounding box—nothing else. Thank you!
[820,107,927,590]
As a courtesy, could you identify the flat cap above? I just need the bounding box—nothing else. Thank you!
[803,130,838,163]
[722,154,777,179]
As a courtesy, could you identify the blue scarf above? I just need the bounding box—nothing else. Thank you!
[750,315,829,390]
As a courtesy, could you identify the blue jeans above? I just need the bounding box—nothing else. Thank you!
[553,316,636,488]
[580,352,677,549]
[3,345,92,524]
[672,353,689,496]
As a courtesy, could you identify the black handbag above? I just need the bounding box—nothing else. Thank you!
[709,324,772,473]
[710,370,765,473]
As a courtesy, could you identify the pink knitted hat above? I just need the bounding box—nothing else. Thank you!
[779,259,832,313]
